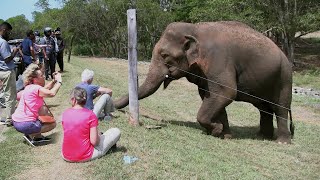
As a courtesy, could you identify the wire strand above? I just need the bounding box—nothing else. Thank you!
[158,59,291,111]
[165,75,290,122]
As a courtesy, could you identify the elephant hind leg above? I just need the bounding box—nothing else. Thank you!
[274,106,291,144]
[255,103,274,139]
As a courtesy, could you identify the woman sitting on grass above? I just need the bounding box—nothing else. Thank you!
[62,87,120,162]
[12,63,62,145]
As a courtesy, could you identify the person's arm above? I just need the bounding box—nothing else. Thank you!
[40,38,48,60]
[90,126,100,146]
[4,47,19,63]
[39,82,61,97]
[39,73,62,97]
[44,79,57,89]
[30,44,36,60]
[97,87,112,96]
[60,39,65,51]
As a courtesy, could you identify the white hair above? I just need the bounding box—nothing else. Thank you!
[81,69,94,82]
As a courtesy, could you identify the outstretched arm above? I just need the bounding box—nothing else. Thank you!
[97,87,112,97]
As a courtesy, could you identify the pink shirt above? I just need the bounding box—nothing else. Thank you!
[12,84,43,122]
[62,107,98,162]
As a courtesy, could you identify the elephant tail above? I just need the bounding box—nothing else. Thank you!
[289,109,295,138]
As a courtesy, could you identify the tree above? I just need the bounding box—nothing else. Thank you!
[6,15,31,39]
[171,0,320,64]
[249,0,320,64]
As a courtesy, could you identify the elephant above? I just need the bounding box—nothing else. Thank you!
[115,21,294,144]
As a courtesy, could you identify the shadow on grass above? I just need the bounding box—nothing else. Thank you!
[108,145,127,154]
[165,119,272,141]
[47,104,60,108]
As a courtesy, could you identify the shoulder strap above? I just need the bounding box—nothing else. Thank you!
[23,93,53,116]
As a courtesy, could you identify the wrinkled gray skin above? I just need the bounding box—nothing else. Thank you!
[115,21,294,143]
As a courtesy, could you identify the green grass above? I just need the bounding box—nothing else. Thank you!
[0,57,320,179]
[293,69,320,90]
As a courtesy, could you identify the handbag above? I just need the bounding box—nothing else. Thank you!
[38,101,55,124]
[24,97,56,124]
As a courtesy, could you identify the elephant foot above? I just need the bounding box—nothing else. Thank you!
[211,123,223,137]
[223,133,232,139]
[276,136,291,144]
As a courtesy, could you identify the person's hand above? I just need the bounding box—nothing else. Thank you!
[54,72,62,82]
[12,46,19,53]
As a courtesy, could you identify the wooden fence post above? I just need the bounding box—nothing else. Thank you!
[127,9,139,125]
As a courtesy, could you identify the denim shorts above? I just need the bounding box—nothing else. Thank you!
[13,120,42,135]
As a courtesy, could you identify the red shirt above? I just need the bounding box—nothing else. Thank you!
[62,108,98,162]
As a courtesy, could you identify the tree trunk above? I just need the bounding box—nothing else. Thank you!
[67,35,75,63]
[282,35,294,64]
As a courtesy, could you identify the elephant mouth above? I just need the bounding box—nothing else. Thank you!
[163,75,174,89]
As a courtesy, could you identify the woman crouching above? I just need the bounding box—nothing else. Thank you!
[12,63,62,146]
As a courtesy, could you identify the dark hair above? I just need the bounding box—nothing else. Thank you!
[26,30,34,37]
[0,22,13,31]
[70,87,87,106]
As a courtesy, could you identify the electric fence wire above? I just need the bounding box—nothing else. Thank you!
[156,59,293,122]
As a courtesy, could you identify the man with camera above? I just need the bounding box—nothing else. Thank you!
[0,22,20,126]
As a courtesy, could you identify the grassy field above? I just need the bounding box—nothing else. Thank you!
[0,56,319,180]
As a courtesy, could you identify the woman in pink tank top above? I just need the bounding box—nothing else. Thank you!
[12,63,62,145]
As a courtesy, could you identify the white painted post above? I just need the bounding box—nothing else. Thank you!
[127,9,139,125]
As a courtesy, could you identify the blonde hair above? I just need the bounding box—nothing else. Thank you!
[23,63,41,86]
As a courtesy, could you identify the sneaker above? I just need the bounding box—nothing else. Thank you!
[23,135,35,147]
[98,112,105,120]
[0,118,12,126]
[103,115,112,122]
[33,136,51,143]
[0,118,6,125]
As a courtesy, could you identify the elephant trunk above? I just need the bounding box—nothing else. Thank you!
[114,60,169,109]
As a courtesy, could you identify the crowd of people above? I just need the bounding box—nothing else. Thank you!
[0,21,120,162]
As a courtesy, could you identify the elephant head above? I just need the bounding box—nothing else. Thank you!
[115,23,201,109]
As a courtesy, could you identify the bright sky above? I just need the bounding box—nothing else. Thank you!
[0,0,62,21]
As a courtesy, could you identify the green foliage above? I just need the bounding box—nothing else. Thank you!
[4,0,319,62]
[293,69,320,90]
[6,15,31,39]
[136,0,175,59]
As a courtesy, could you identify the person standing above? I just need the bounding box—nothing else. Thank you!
[0,22,19,126]
[55,30,65,72]
[40,27,56,80]
[34,30,45,64]
[21,30,36,68]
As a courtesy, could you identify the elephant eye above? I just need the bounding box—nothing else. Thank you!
[161,53,169,59]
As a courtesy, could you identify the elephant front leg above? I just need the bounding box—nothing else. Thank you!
[197,96,233,137]
[216,109,232,139]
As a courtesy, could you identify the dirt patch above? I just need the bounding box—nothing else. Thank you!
[292,106,320,125]
[13,117,87,180]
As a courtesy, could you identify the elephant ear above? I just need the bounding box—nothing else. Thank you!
[184,35,199,67]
